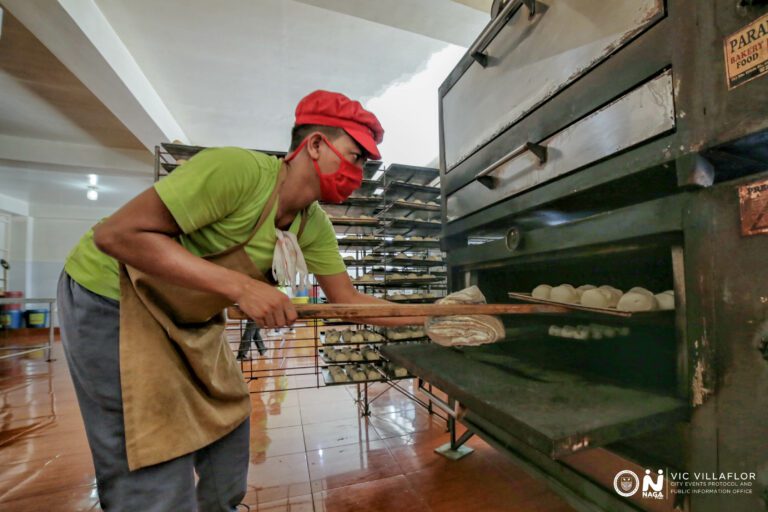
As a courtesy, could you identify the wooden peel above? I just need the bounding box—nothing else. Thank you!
[228,303,571,320]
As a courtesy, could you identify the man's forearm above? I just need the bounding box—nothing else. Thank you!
[96,228,245,301]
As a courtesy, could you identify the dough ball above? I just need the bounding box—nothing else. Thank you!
[577,285,596,292]
[365,367,380,380]
[655,291,675,310]
[335,351,350,362]
[550,285,579,304]
[598,286,624,305]
[393,366,409,378]
[532,285,552,299]
[617,292,658,312]
[548,325,562,337]
[350,351,364,362]
[628,287,654,297]
[580,288,621,308]
[560,325,577,338]
[574,325,590,340]
[332,372,349,383]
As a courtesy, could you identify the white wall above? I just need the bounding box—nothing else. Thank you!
[27,204,115,300]
[1,202,116,326]
[8,216,32,294]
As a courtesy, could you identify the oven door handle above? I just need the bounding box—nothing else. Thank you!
[470,0,538,67]
[475,141,548,190]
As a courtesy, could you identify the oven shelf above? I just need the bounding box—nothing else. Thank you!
[381,343,688,459]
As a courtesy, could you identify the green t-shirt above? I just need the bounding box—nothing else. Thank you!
[64,147,346,301]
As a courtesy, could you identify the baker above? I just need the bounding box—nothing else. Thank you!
[58,90,421,511]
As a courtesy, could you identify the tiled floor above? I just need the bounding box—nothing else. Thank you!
[0,328,575,511]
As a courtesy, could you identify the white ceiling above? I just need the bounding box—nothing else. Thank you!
[93,0,487,150]
[0,0,490,212]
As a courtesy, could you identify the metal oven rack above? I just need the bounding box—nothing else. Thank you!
[319,162,449,418]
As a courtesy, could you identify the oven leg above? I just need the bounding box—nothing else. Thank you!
[435,398,475,460]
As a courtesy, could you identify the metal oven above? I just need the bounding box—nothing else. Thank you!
[382,1,768,510]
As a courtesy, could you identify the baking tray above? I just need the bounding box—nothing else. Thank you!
[321,368,388,386]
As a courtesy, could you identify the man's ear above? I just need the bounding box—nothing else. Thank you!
[306,132,324,160]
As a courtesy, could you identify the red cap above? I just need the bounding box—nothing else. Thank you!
[294,90,384,160]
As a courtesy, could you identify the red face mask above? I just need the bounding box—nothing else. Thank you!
[285,134,363,203]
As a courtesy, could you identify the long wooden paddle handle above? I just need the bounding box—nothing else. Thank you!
[228,303,571,320]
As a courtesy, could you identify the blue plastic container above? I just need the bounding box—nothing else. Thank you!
[24,309,49,328]
[2,310,23,329]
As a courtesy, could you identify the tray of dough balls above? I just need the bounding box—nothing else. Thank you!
[320,345,383,364]
[386,292,441,303]
[323,364,388,385]
[322,329,386,345]
[386,216,442,229]
[390,253,444,266]
[328,215,381,226]
[351,273,384,285]
[508,284,675,319]
[391,199,440,211]
[382,326,428,341]
[384,273,443,285]
[378,235,441,249]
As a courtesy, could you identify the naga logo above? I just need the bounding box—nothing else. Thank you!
[642,469,665,499]
[613,469,665,499]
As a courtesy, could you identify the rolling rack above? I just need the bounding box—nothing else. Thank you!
[322,163,449,420]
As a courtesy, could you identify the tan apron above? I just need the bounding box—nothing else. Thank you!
[118,167,307,470]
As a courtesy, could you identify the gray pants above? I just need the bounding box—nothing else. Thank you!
[57,272,249,512]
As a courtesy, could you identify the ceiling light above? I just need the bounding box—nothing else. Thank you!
[87,187,98,201]
[88,174,98,186]
[372,170,384,181]
[373,188,384,196]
